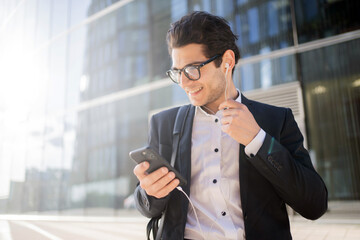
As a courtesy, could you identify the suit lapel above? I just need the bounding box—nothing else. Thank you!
[239,95,254,214]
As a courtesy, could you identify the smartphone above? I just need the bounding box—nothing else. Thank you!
[129,146,187,187]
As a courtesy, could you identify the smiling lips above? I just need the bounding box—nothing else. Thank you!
[187,87,203,96]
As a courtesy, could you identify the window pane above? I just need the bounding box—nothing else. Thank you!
[295,0,360,43]
[301,39,360,199]
[235,0,294,57]
[238,54,296,91]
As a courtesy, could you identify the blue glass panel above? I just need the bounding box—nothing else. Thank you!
[248,8,259,43]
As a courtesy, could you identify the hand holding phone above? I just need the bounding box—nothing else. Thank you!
[130,146,187,187]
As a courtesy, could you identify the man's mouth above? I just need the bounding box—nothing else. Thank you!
[187,87,203,96]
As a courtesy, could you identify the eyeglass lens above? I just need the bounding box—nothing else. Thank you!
[169,66,199,83]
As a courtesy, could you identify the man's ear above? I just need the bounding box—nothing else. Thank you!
[221,49,236,71]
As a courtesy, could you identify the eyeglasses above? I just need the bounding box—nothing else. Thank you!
[166,54,221,84]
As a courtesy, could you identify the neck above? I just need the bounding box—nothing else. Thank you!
[201,87,239,115]
[200,105,216,115]
[228,88,239,101]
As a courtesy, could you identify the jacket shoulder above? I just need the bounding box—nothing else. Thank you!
[151,104,192,124]
[152,106,180,119]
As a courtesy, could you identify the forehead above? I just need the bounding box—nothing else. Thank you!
[171,44,207,68]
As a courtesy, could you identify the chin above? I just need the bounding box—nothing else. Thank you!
[189,99,204,107]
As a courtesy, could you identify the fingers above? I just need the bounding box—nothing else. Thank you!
[140,167,169,189]
[221,124,230,133]
[133,161,150,180]
[152,178,180,198]
[142,169,180,198]
[221,115,232,125]
[133,163,180,198]
[221,114,234,134]
[221,108,242,118]
[218,100,261,145]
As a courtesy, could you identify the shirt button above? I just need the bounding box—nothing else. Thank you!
[221,211,226,216]
[215,118,218,123]
[213,179,217,184]
[214,148,219,152]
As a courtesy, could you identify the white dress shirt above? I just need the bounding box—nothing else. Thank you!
[184,92,266,240]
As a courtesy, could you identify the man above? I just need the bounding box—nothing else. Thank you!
[133,11,327,240]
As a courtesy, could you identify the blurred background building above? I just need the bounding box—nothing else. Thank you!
[0,0,359,216]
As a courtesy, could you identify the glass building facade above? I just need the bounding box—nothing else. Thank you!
[0,0,359,215]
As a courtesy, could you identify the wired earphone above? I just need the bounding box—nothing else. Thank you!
[224,62,230,101]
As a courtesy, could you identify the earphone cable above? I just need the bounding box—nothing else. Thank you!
[225,65,229,101]
[176,186,206,240]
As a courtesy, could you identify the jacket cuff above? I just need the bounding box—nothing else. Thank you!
[134,186,169,218]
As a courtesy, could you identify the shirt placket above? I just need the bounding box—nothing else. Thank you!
[205,115,236,240]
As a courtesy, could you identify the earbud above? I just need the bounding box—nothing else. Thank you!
[225,63,230,69]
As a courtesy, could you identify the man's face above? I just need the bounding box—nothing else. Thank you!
[171,44,225,109]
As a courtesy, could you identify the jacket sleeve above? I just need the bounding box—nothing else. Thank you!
[249,108,328,220]
[134,185,169,218]
[134,114,170,218]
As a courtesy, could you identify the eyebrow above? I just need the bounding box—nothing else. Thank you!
[171,61,204,70]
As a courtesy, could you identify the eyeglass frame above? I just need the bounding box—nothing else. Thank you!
[166,54,221,84]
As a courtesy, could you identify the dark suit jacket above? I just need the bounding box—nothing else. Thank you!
[135,95,328,240]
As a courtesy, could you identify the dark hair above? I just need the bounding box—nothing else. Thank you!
[166,11,240,68]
